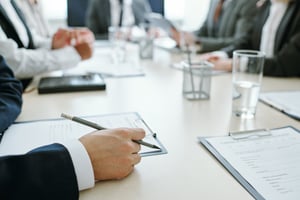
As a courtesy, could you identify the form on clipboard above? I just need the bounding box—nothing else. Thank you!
[0,112,167,157]
[199,126,300,200]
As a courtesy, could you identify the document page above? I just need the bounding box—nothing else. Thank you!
[205,127,300,200]
[0,113,166,157]
[260,91,300,120]
[72,46,144,77]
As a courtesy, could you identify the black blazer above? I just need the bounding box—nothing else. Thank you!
[225,0,300,77]
[0,56,79,199]
[0,55,22,136]
[0,144,79,200]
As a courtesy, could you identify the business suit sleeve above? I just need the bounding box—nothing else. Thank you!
[196,0,257,53]
[0,143,79,200]
[132,0,152,25]
[0,55,22,134]
[263,33,300,77]
[86,0,110,38]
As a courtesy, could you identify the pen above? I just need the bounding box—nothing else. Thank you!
[61,113,161,149]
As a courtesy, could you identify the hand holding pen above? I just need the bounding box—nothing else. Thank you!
[61,113,161,149]
[78,125,145,180]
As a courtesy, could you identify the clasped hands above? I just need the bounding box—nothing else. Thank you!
[52,28,95,60]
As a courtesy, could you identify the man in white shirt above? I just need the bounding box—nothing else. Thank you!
[15,0,51,37]
[0,0,95,87]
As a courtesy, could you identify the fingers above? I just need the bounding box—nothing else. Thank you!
[79,128,144,181]
[129,141,141,154]
[131,153,142,166]
[127,128,146,141]
[71,28,95,45]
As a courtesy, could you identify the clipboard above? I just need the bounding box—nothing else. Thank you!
[0,112,167,157]
[259,91,300,120]
[198,126,300,200]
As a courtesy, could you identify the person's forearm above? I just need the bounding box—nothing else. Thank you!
[0,40,81,78]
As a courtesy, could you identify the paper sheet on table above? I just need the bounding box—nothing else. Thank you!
[74,46,145,78]
[260,91,300,120]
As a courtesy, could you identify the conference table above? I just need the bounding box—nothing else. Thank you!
[20,43,300,200]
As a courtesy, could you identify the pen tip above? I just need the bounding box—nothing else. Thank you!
[61,113,73,120]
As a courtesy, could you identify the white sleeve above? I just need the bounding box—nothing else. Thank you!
[210,51,229,59]
[61,139,95,191]
[0,27,81,79]
[31,31,52,49]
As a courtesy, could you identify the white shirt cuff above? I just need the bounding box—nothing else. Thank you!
[61,139,95,191]
[211,51,229,59]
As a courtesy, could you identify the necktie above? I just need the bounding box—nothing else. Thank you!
[213,0,225,23]
[118,0,123,26]
[10,0,35,49]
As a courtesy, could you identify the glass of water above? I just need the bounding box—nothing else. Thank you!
[232,50,265,119]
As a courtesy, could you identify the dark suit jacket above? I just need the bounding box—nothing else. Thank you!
[0,144,79,200]
[86,0,152,39]
[0,56,79,199]
[0,55,22,136]
[195,0,257,53]
[225,0,300,77]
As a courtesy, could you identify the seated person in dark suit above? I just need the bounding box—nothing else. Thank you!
[170,0,257,53]
[0,55,145,199]
[86,0,152,39]
[207,0,300,77]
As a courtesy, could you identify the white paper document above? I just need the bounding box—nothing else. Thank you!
[260,91,300,120]
[0,113,166,157]
[202,127,300,200]
[73,45,144,78]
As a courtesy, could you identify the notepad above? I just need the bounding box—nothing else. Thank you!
[260,91,300,120]
[0,112,167,157]
[199,126,300,200]
[38,74,106,94]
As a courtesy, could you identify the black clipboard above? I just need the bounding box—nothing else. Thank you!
[198,126,300,200]
[38,74,106,94]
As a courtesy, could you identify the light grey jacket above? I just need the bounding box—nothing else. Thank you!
[195,0,258,53]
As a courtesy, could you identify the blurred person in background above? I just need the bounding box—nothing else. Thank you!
[16,0,51,37]
[86,0,152,39]
[170,0,257,53]
[206,0,300,77]
[0,0,95,89]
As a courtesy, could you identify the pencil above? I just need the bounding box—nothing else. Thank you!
[61,113,161,149]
